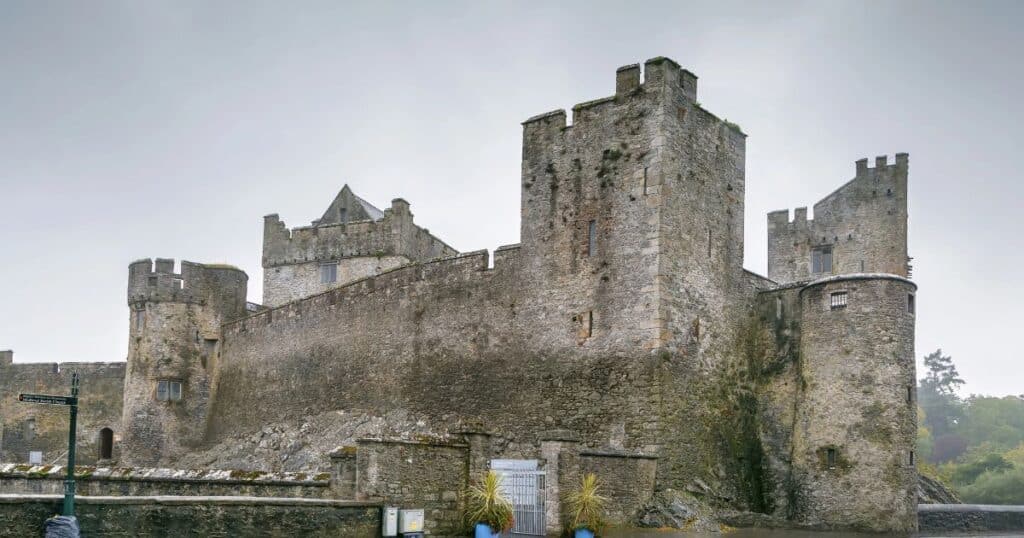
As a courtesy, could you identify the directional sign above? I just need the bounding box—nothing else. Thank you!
[18,393,77,406]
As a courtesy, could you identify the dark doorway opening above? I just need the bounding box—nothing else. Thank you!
[99,428,113,460]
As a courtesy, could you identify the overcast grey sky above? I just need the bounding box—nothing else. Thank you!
[1,1,1021,396]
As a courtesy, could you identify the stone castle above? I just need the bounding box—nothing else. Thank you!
[0,57,918,532]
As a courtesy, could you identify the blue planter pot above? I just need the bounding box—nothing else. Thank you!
[474,522,499,538]
[574,528,595,538]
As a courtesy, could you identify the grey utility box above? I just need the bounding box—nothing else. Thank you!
[398,509,425,534]
[382,506,398,536]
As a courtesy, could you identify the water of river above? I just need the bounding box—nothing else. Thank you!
[601,530,1021,537]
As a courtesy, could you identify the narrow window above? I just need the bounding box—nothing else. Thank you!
[134,310,145,332]
[775,296,782,318]
[811,246,833,274]
[587,220,597,256]
[586,310,593,337]
[826,448,837,469]
[642,167,649,195]
[906,385,913,404]
[99,428,114,460]
[909,451,915,466]
[859,260,865,272]
[830,291,847,310]
[707,228,712,258]
[156,380,168,401]
[320,263,338,284]
[907,294,915,314]
[339,207,347,223]
[169,381,182,401]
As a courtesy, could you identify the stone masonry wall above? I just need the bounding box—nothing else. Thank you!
[0,494,380,537]
[767,155,909,284]
[0,353,124,465]
[261,254,408,307]
[578,451,658,523]
[355,438,468,535]
[789,275,917,532]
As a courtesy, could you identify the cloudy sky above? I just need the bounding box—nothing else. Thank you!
[1,1,1020,396]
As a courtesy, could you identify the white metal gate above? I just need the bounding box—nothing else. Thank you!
[492,462,546,536]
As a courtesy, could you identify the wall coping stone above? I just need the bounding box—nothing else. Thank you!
[0,494,379,508]
[759,272,916,294]
[919,504,1024,513]
[579,449,659,460]
[0,464,329,487]
[356,437,469,449]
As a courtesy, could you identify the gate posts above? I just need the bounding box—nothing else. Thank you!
[540,430,581,535]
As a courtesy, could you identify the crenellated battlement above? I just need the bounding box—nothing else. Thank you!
[522,56,698,131]
[227,245,521,335]
[127,258,247,309]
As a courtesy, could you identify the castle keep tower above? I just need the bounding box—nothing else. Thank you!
[261,185,456,307]
[121,258,247,466]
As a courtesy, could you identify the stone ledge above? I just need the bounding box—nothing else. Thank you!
[0,494,380,508]
[919,504,1024,513]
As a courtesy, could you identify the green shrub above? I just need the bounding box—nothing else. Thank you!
[959,467,1024,504]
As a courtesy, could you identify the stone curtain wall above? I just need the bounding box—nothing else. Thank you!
[767,155,909,284]
[0,494,380,537]
[212,249,664,463]
[0,464,331,498]
[919,504,1024,533]
[0,354,124,465]
[355,438,469,535]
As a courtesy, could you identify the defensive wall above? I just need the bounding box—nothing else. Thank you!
[0,352,124,465]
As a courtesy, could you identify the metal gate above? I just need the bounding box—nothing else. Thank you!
[493,466,546,536]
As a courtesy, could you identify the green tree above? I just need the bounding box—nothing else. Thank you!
[918,349,967,461]
[959,468,1024,504]
[958,395,1024,451]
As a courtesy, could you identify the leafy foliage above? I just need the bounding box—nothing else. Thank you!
[463,470,514,533]
[916,349,1024,504]
[565,473,608,533]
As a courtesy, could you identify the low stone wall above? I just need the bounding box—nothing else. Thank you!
[0,494,380,537]
[919,503,1024,532]
[0,464,331,498]
[355,437,469,536]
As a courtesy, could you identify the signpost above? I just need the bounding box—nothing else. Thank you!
[19,372,80,516]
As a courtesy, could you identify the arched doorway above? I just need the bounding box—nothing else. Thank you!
[99,428,113,460]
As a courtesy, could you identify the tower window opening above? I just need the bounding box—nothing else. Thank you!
[320,263,338,284]
[909,451,915,466]
[830,291,848,310]
[587,220,597,257]
[907,385,913,403]
[172,278,184,290]
[156,380,182,402]
[908,294,915,314]
[147,276,157,287]
[826,448,837,469]
[339,207,347,223]
[643,167,649,195]
[811,245,833,274]
[99,428,113,460]
[134,310,145,332]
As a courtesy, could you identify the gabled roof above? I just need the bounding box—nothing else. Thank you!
[315,185,384,226]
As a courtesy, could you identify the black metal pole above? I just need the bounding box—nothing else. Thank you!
[62,372,79,517]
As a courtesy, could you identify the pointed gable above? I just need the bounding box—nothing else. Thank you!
[315,185,384,226]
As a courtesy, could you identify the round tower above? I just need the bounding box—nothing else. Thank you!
[790,274,917,532]
[121,258,247,466]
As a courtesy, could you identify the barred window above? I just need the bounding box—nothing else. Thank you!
[320,263,338,284]
[830,291,848,310]
[811,245,833,274]
[156,380,182,402]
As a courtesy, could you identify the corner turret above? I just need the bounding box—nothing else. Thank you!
[121,258,247,466]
